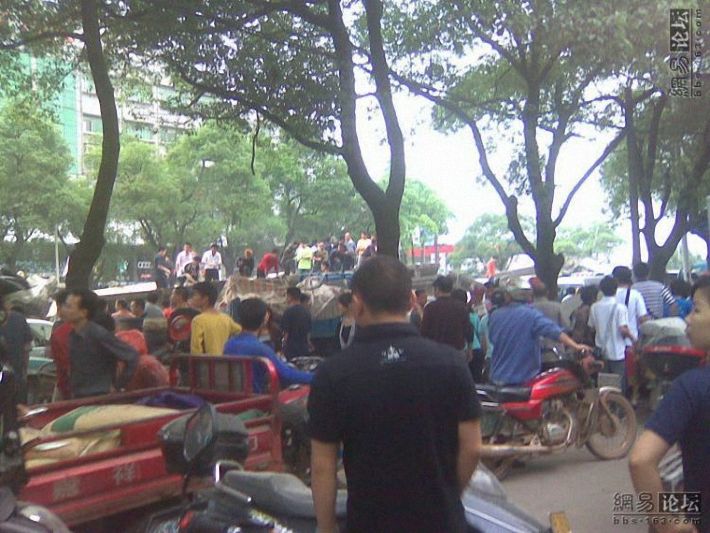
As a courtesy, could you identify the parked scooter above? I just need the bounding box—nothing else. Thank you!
[477,349,637,479]
[144,403,566,532]
[0,366,70,532]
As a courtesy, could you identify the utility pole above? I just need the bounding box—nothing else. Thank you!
[681,233,691,281]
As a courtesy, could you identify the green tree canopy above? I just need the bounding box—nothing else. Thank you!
[386,0,665,294]
[555,223,622,261]
[0,99,80,270]
[452,213,526,270]
[113,0,409,257]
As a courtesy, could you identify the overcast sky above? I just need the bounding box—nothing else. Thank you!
[354,92,707,263]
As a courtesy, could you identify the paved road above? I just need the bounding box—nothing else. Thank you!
[501,445,648,532]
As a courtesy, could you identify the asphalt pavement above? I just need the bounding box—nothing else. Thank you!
[501,407,655,533]
[502,445,648,532]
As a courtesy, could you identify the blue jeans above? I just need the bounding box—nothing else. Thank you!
[605,359,627,395]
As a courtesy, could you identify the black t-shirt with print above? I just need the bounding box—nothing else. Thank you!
[308,323,480,533]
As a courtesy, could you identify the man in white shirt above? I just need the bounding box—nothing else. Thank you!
[355,232,372,267]
[202,243,223,282]
[589,276,636,395]
[612,266,650,343]
[174,242,193,286]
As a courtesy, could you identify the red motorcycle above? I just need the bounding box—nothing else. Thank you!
[477,350,637,479]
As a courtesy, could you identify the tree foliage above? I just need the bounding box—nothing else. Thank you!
[601,90,710,279]
[0,100,82,269]
[112,0,409,257]
[555,224,622,261]
[385,0,665,294]
[452,214,526,269]
[453,215,621,272]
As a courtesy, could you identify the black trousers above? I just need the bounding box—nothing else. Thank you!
[204,269,219,282]
[469,348,485,383]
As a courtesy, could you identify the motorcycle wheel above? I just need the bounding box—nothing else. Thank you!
[585,392,637,460]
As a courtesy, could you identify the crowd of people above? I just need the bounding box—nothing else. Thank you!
[152,231,378,288]
[0,252,706,532]
[20,275,328,404]
[411,261,699,400]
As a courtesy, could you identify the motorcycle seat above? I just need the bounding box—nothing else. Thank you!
[476,384,532,403]
[224,471,347,519]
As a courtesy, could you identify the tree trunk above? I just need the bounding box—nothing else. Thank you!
[534,222,565,299]
[628,174,642,266]
[648,246,673,282]
[370,197,400,258]
[624,88,643,267]
[65,0,120,289]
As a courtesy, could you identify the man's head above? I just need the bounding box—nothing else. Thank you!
[210,243,219,253]
[116,316,142,332]
[192,254,201,264]
[350,256,412,325]
[470,284,485,305]
[271,248,279,255]
[183,242,192,253]
[451,288,468,305]
[432,275,453,297]
[337,292,353,314]
[612,265,633,286]
[529,277,547,299]
[171,287,189,308]
[599,276,618,297]
[344,232,352,241]
[670,279,691,299]
[115,299,129,312]
[415,288,428,307]
[286,287,302,305]
[146,291,160,304]
[53,289,70,321]
[299,293,311,307]
[632,262,650,282]
[360,232,368,240]
[191,282,218,310]
[130,299,146,316]
[687,276,710,351]
[64,289,100,325]
[489,288,511,309]
[158,246,167,256]
[580,285,599,306]
[238,298,269,332]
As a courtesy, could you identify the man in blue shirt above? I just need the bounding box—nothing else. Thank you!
[488,289,590,386]
[224,297,312,392]
[629,277,710,533]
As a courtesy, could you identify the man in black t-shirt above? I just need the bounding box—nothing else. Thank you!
[308,256,482,533]
[281,287,311,360]
[421,275,473,351]
[153,246,172,289]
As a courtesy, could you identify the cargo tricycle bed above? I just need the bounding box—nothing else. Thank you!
[19,355,284,528]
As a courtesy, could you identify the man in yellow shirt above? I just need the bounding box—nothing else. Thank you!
[190,282,241,355]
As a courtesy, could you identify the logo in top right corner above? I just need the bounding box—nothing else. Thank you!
[668,8,703,98]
